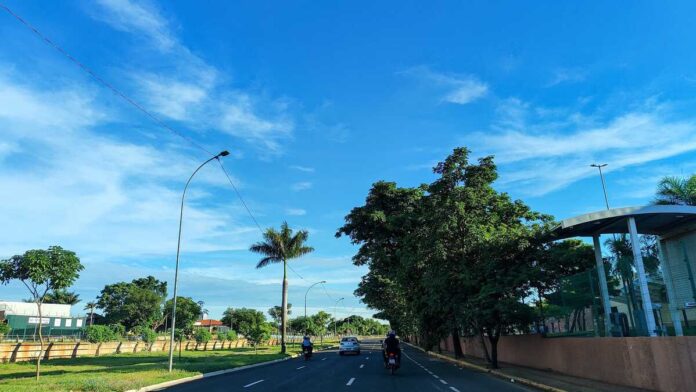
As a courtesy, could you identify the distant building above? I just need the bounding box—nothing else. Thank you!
[194,319,223,332]
[0,301,86,340]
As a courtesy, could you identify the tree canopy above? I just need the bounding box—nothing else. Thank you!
[96,275,167,331]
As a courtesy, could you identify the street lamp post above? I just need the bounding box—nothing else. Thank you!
[168,150,229,372]
[304,280,327,319]
[334,297,344,337]
[590,163,610,209]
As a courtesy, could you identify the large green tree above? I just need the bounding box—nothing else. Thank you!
[0,246,83,380]
[221,307,267,337]
[164,297,202,331]
[96,276,167,331]
[250,222,314,354]
[42,289,80,305]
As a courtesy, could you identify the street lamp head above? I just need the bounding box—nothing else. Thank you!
[320,280,327,284]
[590,163,607,168]
[218,150,230,157]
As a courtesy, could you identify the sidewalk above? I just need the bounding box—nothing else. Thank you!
[430,351,653,392]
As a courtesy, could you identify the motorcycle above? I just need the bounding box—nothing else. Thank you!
[386,352,399,375]
[303,346,313,361]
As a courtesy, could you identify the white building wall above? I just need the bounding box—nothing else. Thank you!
[0,301,72,318]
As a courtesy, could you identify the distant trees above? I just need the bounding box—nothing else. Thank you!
[84,301,98,326]
[96,276,167,331]
[221,307,267,337]
[42,289,80,305]
[268,303,292,335]
[250,222,314,354]
[0,246,83,379]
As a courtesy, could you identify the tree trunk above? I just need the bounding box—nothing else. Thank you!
[451,329,463,359]
[36,302,43,380]
[281,259,288,354]
[487,326,501,369]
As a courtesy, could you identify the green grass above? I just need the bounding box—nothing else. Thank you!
[0,343,335,392]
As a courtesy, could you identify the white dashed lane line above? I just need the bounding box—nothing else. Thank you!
[360,364,365,368]
[440,379,448,384]
[449,387,461,392]
[346,377,356,386]
[296,366,306,370]
[243,380,264,388]
[322,358,327,361]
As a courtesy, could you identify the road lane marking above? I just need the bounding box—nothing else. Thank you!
[360,364,365,368]
[450,388,461,392]
[366,357,369,360]
[433,374,440,379]
[346,377,356,386]
[440,379,448,384]
[297,366,306,370]
[322,358,327,361]
[243,380,264,388]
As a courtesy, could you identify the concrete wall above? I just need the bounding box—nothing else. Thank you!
[0,338,264,363]
[430,334,696,392]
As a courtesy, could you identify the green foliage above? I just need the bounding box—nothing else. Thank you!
[268,304,292,327]
[96,276,167,331]
[226,330,238,341]
[332,315,388,335]
[654,174,696,205]
[289,316,317,335]
[194,329,212,344]
[221,308,266,337]
[164,296,202,330]
[132,326,157,343]
[0,321,10,337]
[108,323,126,337]
[43,289,80,305]
[83,325,120,343]
[246,323,272,347]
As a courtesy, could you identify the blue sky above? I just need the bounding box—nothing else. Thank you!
[2,1,696,320]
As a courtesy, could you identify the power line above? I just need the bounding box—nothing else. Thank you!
[0,2,213,157]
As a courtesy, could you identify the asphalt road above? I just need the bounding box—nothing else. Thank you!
[164,339,536,392]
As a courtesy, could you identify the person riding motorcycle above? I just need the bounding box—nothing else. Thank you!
[382,331,401,367]
[301,335,313,356]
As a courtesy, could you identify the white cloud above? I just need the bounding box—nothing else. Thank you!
[93,0,176,51]
[289,165,315,173]
[547,67,588,87]
[285,208,307,216]
[291,182,313,191]
[464,98,696,196]
[91,0,294,155]
[403,66,489,105]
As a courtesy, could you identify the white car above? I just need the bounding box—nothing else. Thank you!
[338,336,361,355]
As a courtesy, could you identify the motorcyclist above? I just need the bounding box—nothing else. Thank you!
[382,331,401,367]
[301,335,313,356]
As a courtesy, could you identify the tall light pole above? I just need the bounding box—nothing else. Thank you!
[590,163,610,210]
[304,280,327,319]
[168,150,229,372]
[334,297,344,337]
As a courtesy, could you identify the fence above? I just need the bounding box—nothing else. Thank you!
[0,337,264,363]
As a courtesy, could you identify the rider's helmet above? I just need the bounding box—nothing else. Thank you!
[388,330,396,338]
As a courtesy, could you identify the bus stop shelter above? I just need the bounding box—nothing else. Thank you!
[551,205,696,337]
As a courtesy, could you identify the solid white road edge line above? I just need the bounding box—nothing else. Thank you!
[243,379,264,388]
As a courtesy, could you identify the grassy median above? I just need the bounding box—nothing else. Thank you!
[0,343,335,392]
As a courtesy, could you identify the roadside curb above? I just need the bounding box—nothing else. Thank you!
[404,343,566,392]
[126,353,303,392]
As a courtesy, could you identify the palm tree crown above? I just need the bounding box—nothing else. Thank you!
[654,175,696,205]
[250,222,314,268]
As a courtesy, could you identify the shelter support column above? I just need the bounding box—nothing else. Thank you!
[627,217,658,336]
[657,240,684,336]
[593,234,613,336]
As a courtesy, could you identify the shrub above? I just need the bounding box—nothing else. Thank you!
[108,323,125,338]
[194,329,212,344]
[0,321,10,337]
[83,325,118,343]
[133,326,157,343]
[226,330,238,341]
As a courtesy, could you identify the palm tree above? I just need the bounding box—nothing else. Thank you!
[45,289,80,305]
[84,301,97,326]
[250,222,313,353]
[654,175,696,205]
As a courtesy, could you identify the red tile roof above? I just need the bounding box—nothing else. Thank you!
[195,319,223,327]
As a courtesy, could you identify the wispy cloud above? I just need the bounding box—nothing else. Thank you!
[464,98,696,196]
[289,165,315,173]
[91,0,294,155]
[402,66,489,105]
[291,182,313,191]
[285,208,307,216]
[546,67,588,87]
